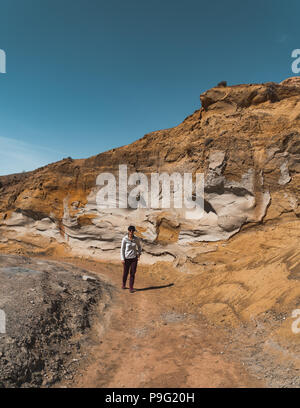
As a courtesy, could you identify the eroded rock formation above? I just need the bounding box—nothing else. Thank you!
[0,78,299,264]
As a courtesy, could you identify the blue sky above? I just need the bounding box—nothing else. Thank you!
[0,0,299,175]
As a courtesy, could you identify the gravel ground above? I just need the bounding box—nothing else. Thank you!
[0,254,113,388]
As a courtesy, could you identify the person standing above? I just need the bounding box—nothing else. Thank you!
[121,225,142,293]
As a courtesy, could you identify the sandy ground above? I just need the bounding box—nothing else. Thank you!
[38,256,265,388]
[2,219,300,387]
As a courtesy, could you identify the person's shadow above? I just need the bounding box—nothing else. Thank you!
[135,283,174,292]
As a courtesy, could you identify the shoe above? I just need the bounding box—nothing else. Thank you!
[129,289,136,293]
[122,285,126,289]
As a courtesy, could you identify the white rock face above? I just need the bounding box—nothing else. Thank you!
[0,151,271,265]
[209,151,226,171]
[278,161,291,185]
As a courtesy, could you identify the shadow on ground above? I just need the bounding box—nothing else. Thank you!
[135,283,174,291]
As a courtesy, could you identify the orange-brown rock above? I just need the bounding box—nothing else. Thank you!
[0,78,299,263]
[0,78,300,379]
[1,78,300,387]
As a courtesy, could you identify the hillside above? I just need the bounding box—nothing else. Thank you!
[0,77,299,261]
[0,77,300,387]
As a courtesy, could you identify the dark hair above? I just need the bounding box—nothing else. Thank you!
[128,225,136,232]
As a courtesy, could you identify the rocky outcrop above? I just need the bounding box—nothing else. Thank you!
[200,81,300,111]
[0,78,299,264]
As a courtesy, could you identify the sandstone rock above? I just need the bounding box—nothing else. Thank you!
[0,78,299,263]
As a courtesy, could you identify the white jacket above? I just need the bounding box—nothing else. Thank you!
[121,234,142,260]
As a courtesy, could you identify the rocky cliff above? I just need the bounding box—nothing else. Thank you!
[0,77,299,265]
[1,78,300,385]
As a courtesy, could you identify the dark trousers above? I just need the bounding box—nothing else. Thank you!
[123,257,138,290]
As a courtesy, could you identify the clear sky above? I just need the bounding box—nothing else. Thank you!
[0,0,299,175]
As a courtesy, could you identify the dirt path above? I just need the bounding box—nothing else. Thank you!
[39,256,264,388]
